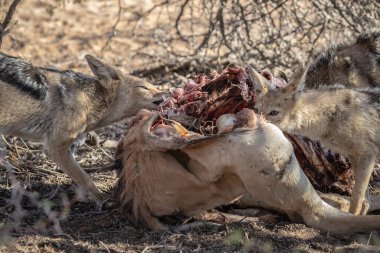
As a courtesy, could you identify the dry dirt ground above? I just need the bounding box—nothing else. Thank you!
[1,1,380,252]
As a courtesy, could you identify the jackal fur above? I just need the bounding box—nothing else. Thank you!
[251,61,380,215]
[305,29,380,88]
[0,52,164,202]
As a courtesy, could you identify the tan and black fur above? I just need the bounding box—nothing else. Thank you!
[0,52,165,203]
[305,29,380,89]
[251,64,380,215]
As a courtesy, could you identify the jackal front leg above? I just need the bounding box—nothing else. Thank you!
[45,141,102,204]
[349,150,377,215]
[0,135,7,169]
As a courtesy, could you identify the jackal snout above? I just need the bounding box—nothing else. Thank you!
[152,92,166,105]
[130,81,166,109]
[120,79,166,114]
[84,55,166,123]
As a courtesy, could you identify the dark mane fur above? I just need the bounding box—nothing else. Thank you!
[305,29,380,89]
[0,52,48,99]
[0,52,98,100]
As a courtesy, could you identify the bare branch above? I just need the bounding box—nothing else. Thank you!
[123,0,379,74]
[174,0,190,42]
[0,0,21,48]
[101,0,123,53]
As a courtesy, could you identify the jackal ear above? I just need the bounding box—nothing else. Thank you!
[85,55,121,90]
[285,62,309,94]
[247,65,269,95]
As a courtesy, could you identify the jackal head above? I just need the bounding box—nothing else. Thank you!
[85,55,165,125]
[249,65,307,127]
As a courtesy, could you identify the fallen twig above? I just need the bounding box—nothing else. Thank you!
[84,164,118,173]
[99,241,111,253]
[141,245,178,253]
[218,212,260,224]
[170,221,222,233]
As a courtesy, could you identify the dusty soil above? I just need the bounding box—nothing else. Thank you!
[1,1,380,252]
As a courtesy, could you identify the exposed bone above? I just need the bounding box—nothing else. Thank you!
[216,114,237,134]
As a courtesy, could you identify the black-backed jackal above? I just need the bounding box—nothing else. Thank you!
[0,52,165,203]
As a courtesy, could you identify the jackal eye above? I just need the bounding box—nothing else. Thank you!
[268,110,279,116]
[138,85,149,90]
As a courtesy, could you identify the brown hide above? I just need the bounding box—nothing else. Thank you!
[116,112,380,233]
[116,113,245,229]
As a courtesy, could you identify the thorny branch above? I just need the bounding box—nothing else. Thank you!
[111,0,379,77]
[101,0,124,53]
[0,0,21,48]
[175,0,190,42]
